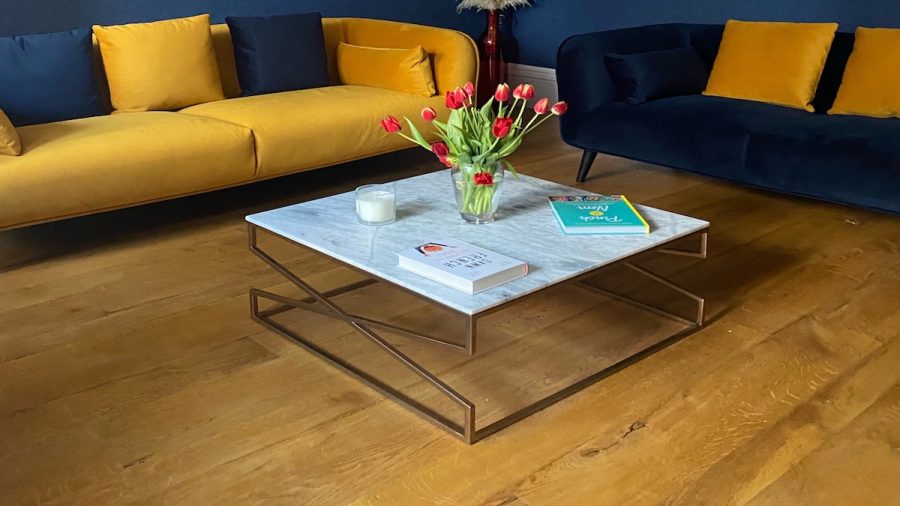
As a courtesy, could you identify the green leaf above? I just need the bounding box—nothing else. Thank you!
[448,108,464,132]
[479,97,495,121]
[497,137,522,158]
[404,118,431,149]
[449,125,473,152]
[500,159,520,180]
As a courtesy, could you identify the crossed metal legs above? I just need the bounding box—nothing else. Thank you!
[248,224,708,444]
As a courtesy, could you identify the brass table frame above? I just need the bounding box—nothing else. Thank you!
[248,223,708,444]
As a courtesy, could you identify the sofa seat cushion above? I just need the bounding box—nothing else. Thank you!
[571,95,806,182]
[0,112,255,229]
[179,85,444,178]
[573,95,900,213]
[745,109,900,212]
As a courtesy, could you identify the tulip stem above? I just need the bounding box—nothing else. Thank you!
[523,113,556,136]
[396,132,430,150]
[514,98,527,126]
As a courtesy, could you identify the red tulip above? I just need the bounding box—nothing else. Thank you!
[551,101,569,116]
[421,107,437,122]
[463,81,476,97]
[454,86,469,105]
[512,84,524,100]
[492,117,514,138]
[432,142,452,167]
[473,172,494,186]
[431,141,450,157]
[513,83,535,100]
[494,83,510,102]
[380,115,402,133]
[534,98,550,114]
[446,89,465,110]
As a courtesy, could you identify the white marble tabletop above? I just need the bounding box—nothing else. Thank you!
[247,170,709,315]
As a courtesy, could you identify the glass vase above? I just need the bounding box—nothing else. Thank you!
[451,163,505,224]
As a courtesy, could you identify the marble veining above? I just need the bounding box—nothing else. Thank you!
[247,170,709,315]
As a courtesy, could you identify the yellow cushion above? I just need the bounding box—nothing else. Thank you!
[93,14,225,112]
[209,24,242,99]
[337,43,436,96]
[0,108,21,156]
[704,20,838,111]
[340,18,477,95]
[829,27,900,118]
[0,112,255,230]
[180,85,446,178]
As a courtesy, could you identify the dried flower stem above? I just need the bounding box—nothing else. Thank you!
[456,0,530,12]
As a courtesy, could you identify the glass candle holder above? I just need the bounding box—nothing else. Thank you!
[356,183,396,225]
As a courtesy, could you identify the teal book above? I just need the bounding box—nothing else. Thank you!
[548,195,650,235]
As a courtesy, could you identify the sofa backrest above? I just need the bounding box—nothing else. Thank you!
[557,22,857,127]
[90,17,476,107]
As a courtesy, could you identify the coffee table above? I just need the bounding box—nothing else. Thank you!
[247,170,709,444]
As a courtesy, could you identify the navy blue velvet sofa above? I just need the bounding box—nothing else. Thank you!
[557,23,900,215]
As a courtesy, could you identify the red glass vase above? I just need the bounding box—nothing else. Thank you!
[477,9,507,104]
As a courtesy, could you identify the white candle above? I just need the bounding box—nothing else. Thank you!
[356,189,396,224]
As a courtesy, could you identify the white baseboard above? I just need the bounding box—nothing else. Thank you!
[508,63,558,103]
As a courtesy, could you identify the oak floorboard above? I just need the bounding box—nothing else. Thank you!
[663,316,900,505]
[747,384,900,506]
[1,121,898,504]
[0,266,357,416]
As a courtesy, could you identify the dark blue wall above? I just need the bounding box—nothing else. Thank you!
[0,0,482,38]
[509,0,900,68]
[3,0,899,69]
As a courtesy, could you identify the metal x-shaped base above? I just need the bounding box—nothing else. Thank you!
[248,224,708,444]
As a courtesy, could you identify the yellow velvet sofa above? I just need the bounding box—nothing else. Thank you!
[0,18,477,230]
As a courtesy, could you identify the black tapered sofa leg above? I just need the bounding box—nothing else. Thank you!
[576,150,598,182]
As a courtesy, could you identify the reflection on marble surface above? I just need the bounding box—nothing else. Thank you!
[247,170,709,315]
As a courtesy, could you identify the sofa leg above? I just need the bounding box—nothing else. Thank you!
[576,150,598,182]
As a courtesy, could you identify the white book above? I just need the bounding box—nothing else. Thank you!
[397,239,528,294]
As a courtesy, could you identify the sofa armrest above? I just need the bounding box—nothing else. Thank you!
[556,24,690,138]
[340,18,478,95]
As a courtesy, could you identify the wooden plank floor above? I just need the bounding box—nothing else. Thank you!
[1,122,898,505]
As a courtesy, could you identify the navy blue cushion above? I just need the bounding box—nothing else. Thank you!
[226,12,330,96]
[604,47,709,105]
[0,28,106,126]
